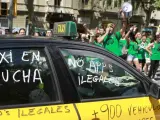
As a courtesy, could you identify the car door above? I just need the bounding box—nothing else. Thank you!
[58,45,160,120]
[0,45,79,120]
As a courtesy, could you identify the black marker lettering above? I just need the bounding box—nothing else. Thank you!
[50,107,56,113]
[0,111,2,116]
[133,107,137,115]
[138,106,142,114]
[128,105,132,116]
[100,104,108,112]
[100,104,122,119]
[116,104,122,118]
[138,117,154,120]
[150,117,153,120]
[44,107,51,114]
[92,110,98,119]
[18,109,20,118]
[28,108,35,116]
[64,106,70,113]
[57,106,62,113]
[37,108,43,115]
[21,110,28,117]
[110,105,115,119]
[4,110,10,116]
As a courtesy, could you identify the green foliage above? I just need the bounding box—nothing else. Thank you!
[154,0,160,8]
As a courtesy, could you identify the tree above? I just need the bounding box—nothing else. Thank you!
[24,0,34,35]
[133,0,160,27]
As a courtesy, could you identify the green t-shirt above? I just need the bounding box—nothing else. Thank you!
[137,42,147,59]
[94,41,103,47]
[119,38,127,56]
[146,37,151,44]
[150,42,160,60]
[127,41,139,57]
[136,38,141,44]
[103,31,122,56]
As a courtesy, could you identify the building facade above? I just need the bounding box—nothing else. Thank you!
[78,0,145,30]
[0,0,145,31]
[13,0,79,29]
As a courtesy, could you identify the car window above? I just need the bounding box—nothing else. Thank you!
[60,49,146,100]
[0,48,58,105]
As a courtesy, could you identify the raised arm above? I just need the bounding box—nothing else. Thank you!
[97,27,110,43]
[120,10,127,36]
[125,26,134,46]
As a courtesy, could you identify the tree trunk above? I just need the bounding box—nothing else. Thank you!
[144,10,152,27]
[24,0,34,35]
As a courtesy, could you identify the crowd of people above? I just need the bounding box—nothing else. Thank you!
[17,28,53,37]
[77,10,160,81]
[4,9,160,81]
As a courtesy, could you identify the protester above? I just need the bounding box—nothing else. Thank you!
[91,28,105,47]
[137,35,147,72]
[119,31,129,60]
[146,33,160,80]
[126,26,140,71]
[19,28,26,35]
[97,9,127,56]
[46,30,52,37]
[34,32,40,36]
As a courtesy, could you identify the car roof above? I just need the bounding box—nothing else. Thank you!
[0,35,103,50]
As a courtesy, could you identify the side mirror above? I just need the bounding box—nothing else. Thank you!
[149,83,160,99]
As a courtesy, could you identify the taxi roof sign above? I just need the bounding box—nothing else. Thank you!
[53,21,77,37]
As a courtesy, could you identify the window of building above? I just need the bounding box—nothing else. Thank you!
[107,0,112,6]
[0,2,8,16]
[114,0,118,7]
[0,48,58,105]
[82,0,89,5]
[118,0,122,7]
[54,0,61,6]
[60,49,146,100]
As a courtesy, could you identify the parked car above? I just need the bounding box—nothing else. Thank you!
[0,36,159,120]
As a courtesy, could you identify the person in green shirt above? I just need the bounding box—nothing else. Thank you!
[146,33,160,80]
[137,35,148,72]
[126,26,140,71]
[97,10,127,57]
[135,32,142,44]
[119,32,127,60]
[119,28,134,60]
[146,37,151,44]
[94,28,105,47]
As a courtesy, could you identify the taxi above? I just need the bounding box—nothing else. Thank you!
[0,21,159,120]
